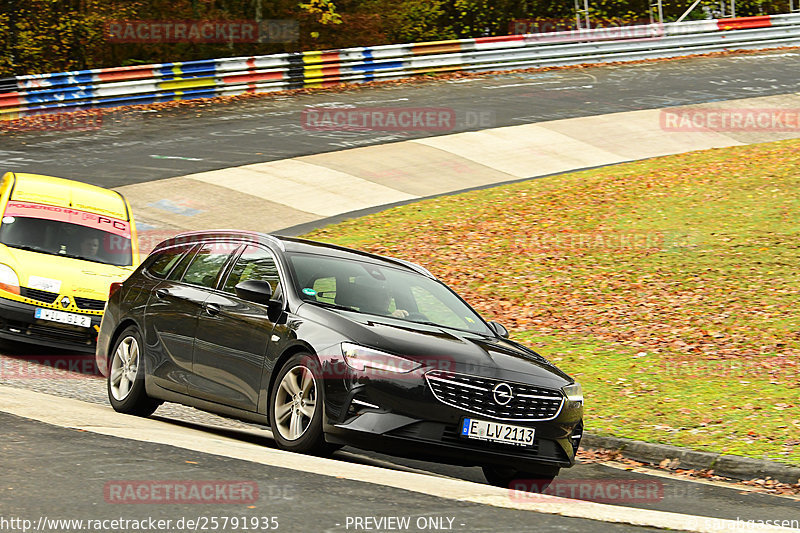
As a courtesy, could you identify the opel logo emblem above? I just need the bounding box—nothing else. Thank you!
[492,383,513,405]
[61,296,71,308]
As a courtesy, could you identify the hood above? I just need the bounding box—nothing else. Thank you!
[297,303,572,389]
[0,245,134,300]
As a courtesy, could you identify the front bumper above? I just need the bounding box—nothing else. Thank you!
[321,362,583,473]
[325,414,576,472]
[0,296,101,352]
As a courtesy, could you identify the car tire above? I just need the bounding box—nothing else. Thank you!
[482,465,559,491]
[107,326,161,417]
[269,352,330,455]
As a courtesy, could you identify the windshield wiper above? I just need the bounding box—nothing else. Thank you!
[2,244,107,264]
[304,299,359,313]
[404,318,491,335]
[404,319,443,328]
[56,252,108,264]
[4,243,50,254]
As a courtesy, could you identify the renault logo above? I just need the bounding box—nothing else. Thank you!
[60,296,71,308]
[492,383,514,406]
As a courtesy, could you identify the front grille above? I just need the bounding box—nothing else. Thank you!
[21,287,59,304]
[74,297,105,310]
[25,323,94,345]
[425,371,564,421]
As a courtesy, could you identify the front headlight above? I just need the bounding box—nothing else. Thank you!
[0,263,20,295]
[341,342,421,374]
[563,382,583,403]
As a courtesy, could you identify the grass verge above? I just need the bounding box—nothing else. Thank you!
[303,138,800,466]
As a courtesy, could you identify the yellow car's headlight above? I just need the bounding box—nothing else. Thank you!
[0,263,20,295]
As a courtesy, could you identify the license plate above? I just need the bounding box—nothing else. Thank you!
[28,275,62,293]
[461,418,535,447]
[34,308,91,328]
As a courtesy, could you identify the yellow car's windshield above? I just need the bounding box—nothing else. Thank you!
[0,201,133,267]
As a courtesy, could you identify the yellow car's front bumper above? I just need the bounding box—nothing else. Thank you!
[0,295,101,352]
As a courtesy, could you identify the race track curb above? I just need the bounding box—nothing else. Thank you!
[582,433,800,485]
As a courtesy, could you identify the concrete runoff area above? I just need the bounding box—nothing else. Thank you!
[300,142,517,197]
[115,94,800,240]
[190,159,418,217]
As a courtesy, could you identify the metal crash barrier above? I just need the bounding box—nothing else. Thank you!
[1,13,799,120]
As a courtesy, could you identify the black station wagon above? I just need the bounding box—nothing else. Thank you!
[96,231,584,488]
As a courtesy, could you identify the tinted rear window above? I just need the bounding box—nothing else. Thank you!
[145,244,194,278]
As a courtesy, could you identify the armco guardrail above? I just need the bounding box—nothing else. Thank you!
[1,14,800,120]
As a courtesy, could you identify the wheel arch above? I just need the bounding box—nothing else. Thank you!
[266,341,319,408]
[105,318,144,372]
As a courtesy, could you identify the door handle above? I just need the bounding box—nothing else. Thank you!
[204,303,221,316]
[155,288,170,298]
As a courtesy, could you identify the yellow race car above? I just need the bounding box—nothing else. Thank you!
[0,172,139,352]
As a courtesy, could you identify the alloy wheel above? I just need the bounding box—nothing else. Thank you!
[274,365,318,441]
[109,335,139,401]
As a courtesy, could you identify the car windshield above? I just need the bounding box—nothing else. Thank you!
[0,204,133,267]
[287,252,492,335]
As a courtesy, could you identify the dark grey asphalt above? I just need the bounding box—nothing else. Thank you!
[339,448,800,524]
[1,351,799,532]
[1,50,800,187]
[1,411,666,533]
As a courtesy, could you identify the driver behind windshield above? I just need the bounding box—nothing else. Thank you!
[80,236,101,259]
[348,278,409,319]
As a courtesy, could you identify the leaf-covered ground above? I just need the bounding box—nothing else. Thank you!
[304,139,800,466]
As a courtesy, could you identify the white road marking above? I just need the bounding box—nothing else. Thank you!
[728,53,798,59]
[483,73,597,90]
[543,85,594,91]
[0,385,796,533]
[150,155,204,161]
[483,80,575,89]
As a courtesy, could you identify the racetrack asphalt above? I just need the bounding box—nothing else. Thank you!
[2,411,667,533]
[2,50,800,188]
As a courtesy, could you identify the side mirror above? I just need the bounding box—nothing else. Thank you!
[488,321,509,339]
[234,280,273,305]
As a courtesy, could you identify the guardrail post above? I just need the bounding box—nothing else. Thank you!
[574,0,591,29]
[650,0,664,25]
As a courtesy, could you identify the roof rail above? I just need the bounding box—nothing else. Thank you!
[169,229,286,251]
[274,235,435,278]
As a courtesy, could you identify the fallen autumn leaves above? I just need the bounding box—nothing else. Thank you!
[305,138,800,465]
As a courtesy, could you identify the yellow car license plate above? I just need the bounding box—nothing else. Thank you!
[34,308,91,328]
